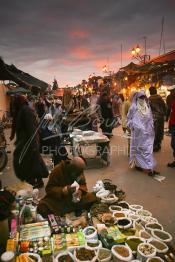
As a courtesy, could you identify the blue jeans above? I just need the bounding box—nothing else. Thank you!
[170,125,175,158]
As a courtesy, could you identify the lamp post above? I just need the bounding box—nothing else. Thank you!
[131,44,150,64]
[102,65,115,93]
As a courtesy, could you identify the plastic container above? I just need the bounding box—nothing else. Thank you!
[109,205,123,213]
[129,205,143,212]
[136,210,152,217]
[117,218,132,230]
[128,214,140,222]
[118,201,130,209]
[151,229,172,243]
[148,238,168,254]
[97,248,112,262]
[111,245,133,262]
[123,209,134,215]
[113,211,126,221]
[86,239,102,250]
[55,251,75,261]
[83,226,98,240]
[140,217,158,227]
[145,223,163,234]
[146,257,164,262]
[101,194,118,204]
[137,243,156,262]
[74,247,98,262]
[139,230,152,241]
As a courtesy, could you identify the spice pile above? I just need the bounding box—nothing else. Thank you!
[1,179,175,262]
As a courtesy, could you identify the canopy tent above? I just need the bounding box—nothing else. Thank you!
[0,57,49,92]
[6,87,31,95]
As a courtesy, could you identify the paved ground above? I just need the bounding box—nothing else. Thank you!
[1,127,175,245]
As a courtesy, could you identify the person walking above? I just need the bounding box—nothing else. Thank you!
[167,85,175,168]
[12,95,48,188]
[99,93,114,138]
[40,113,68,166]
[149,86,166,152]
[127,91,159,176]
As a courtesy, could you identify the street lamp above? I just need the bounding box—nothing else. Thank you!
[131,44,150,64]
[102,65,108,73]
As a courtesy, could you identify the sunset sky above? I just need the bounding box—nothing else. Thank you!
[0,0,175,87]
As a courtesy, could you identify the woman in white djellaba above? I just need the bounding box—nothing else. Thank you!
[127,91,159,176]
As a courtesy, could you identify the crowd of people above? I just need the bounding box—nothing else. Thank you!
[2,84,175,188]
[0,84,175,254]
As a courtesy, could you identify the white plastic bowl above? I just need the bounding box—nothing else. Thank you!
[136,209,152,217]
[86,240,102,250]
[139,230,152,241]
[140,217,158,227]
[111,245,133,261]
[117,218,132,230]
[130,204,143,212]
[137,243,156,261]
[146,257,164,262]
[97,248,112,262]
[74,247,98,262]
[109,205,122,213]
[55,251,75,261]
[83,226,98,240]
[151,229,173,243]
[113,211,126,221]
[101,194,118,204]
[148,238,168,254]
[145,222,163,234]
[128,214,140,222]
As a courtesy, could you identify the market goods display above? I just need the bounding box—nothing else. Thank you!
[126,237,144,253]
[148,239,168,254]
[74,247,97,261]
[152,229,173,243]
[53,231,86,252]
[137,243,156,260]
[139,230,152,241]
[111,244,133,261]
[55,252,75,262]
[145,223,163,233]
[16,253,41,262]
[2,179,175,262]
[97,248,112,261]
[146,257,164,262]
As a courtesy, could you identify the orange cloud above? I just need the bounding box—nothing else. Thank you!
[71,47,93,59]
[69,30,89,39]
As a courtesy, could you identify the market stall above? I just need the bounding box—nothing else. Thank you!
[70,129,110,167]
[1,180,175,262]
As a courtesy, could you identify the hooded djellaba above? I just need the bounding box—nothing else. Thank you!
[127,91,159,177]
[12,95,49,188]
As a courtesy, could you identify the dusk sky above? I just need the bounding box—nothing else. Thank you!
[0,0,175,87]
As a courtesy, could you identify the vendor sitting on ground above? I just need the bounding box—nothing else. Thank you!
[37,157,98,217]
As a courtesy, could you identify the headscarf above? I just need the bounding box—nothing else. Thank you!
[137,97,149,116]
[128,91,150,117]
